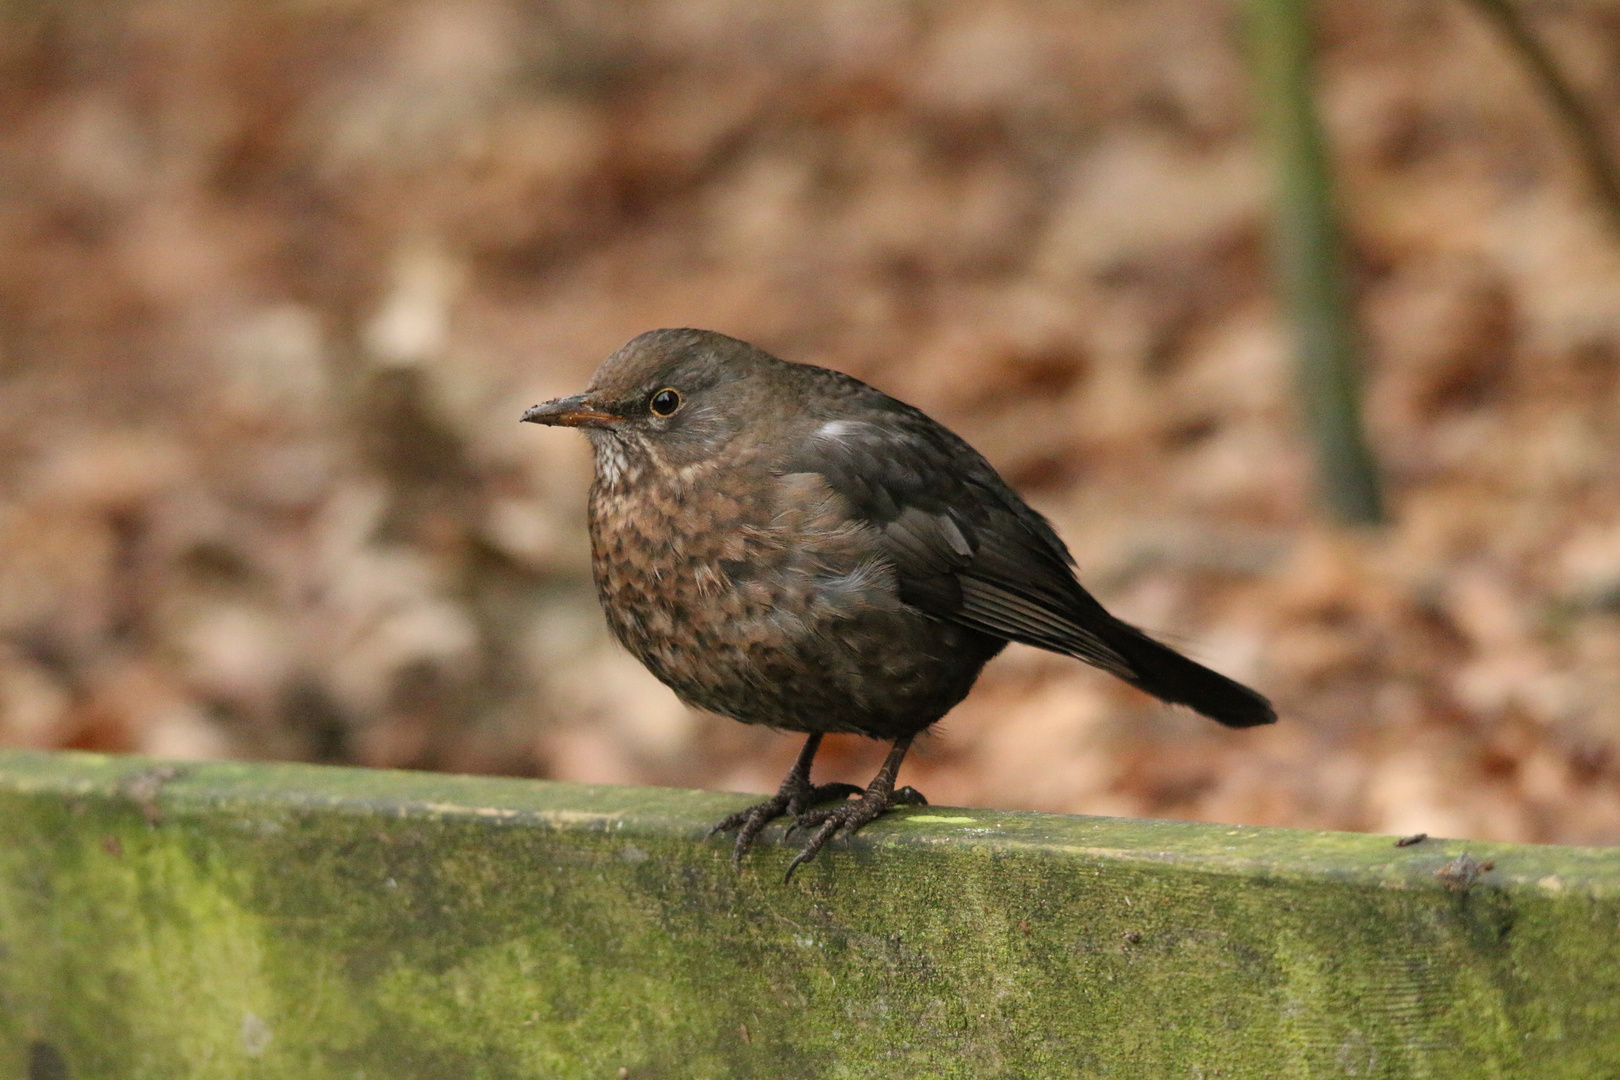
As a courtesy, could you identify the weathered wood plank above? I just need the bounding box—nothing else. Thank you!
[0,749,1615,1078]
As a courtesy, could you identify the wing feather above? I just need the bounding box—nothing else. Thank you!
[786,404,1128,667]
[772,369,1274,729]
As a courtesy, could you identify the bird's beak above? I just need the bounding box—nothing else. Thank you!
[521,394,618,429]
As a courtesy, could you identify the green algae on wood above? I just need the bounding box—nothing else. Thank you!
[0,751,1617,1079]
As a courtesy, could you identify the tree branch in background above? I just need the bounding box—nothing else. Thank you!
[1466,0,1620,240]
[1247,0,1385,526]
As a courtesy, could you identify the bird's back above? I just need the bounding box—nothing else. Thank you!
[757,357,1276,730]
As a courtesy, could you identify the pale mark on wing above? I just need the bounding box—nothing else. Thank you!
[813,419,870,443]
[815,558,901,614]
[937,514,974,558]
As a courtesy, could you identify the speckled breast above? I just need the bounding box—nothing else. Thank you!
[586,456,1001,739]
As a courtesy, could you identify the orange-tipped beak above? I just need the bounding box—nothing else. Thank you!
[521,394,618,429]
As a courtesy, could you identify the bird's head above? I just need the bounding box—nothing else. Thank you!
[522,328,778,478]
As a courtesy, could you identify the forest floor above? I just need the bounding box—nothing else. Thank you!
[4,0,1620,844]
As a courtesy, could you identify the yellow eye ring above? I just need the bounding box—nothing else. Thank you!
[649,388,682,416]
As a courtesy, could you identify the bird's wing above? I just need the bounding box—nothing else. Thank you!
[782,413,1135,678]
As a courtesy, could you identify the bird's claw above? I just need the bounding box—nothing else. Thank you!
[891,785,928,807]
[782,785,925,882]
[781,781,863,837]
[707,796,783,839]
[709,782,863,868]
[708,793,791,870]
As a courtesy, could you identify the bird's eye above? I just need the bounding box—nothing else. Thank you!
[649,388,682,417]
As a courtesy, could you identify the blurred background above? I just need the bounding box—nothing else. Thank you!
[2,0,1620,844]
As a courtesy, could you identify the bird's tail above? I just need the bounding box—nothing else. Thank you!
[1093,618,1276,728]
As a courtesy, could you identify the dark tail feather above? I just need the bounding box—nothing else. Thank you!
[1094,619,1276,728]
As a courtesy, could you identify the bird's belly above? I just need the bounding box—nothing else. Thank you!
[588,497,1001,738]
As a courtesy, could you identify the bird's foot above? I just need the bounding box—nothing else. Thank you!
[708,779,863,870]
[782,784,927,882]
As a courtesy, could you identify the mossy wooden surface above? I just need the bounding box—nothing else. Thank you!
[0,751,1616,1079]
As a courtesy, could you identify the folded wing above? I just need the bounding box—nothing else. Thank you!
[785,408,1275,729]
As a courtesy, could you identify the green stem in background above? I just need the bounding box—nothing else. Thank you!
[1247,0,1385,526]
[1466,0,1620,239]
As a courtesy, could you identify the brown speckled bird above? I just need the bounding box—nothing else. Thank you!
[523,329,1274,879]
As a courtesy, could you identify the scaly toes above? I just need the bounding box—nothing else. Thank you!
[707,796,783,838]
[784,817,844,881]
[729,812,773,869]
[782,782,863,836]
[708,795,792,869]
[783,794,911,882]
[712,781,922,876]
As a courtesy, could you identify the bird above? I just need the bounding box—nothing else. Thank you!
[523,328,1274,880]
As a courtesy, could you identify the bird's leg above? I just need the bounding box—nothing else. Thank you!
[707,733,863,869]
[783,734,926,882]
